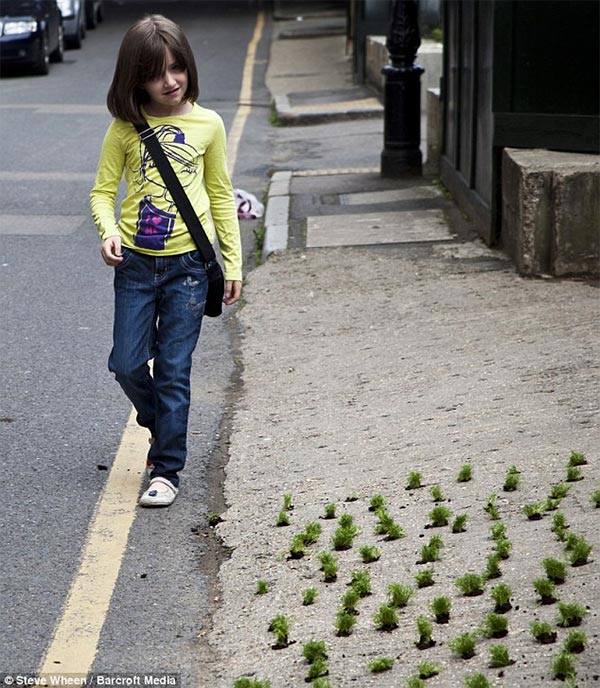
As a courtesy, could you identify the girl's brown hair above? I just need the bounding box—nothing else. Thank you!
[107,15,199,123]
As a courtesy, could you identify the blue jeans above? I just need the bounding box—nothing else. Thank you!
[108,248,209,488]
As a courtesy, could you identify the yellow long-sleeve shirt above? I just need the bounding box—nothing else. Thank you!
[90,104,242,282]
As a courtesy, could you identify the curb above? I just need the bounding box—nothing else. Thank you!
[273,94,383,126]
[262,170,292,262]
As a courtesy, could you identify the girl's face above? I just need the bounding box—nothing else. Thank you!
[143,47,190,117]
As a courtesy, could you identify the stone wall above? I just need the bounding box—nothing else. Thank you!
[502,149,600,277]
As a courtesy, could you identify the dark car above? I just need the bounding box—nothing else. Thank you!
[56,0,84,48]
[84,0,101,30]
[0,0,64,74]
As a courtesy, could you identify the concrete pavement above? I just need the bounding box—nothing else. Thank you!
[207,5,600,687]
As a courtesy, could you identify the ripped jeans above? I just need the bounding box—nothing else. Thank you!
[108,248,208,487]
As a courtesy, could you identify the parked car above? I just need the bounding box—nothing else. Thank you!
[0,0,64,75]
[56,0,84,48]
[84,0,101,29]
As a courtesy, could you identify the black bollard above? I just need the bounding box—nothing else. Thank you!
[381,0,424,177]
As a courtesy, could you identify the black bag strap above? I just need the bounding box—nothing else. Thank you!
[134,120,216,264]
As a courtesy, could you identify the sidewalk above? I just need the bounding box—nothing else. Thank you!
[207,6,600,687]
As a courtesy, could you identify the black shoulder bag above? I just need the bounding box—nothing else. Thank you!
[134,120,225,318]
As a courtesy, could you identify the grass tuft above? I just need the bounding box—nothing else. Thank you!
[452,514,468,533]
[368,657,394,673]
[374,604,399,631]
[489,643,514,668]
[531,620,557,644]
[457,464,473,482]
[431,595,451,623]
[359,545,381,563]
[456,572,485,597]
[302,587,318,606]
[415,568,435,588]
[449,632,477,659]
[557,602,587,627]
[406,471,423,490]
[552,651,577,680]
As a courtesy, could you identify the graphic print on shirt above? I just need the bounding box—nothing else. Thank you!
[133,125,198,250]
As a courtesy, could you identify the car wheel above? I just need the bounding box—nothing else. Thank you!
[33,33,50,75]
[50,24,64,63]
[85,1,97,29]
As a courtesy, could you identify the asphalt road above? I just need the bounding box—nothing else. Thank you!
[0,1,272,683]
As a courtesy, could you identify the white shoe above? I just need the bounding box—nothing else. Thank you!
[139,477,178,508]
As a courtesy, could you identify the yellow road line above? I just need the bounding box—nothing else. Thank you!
[38,410,147,674]
[37,11,265,677]
[227,11,265,176]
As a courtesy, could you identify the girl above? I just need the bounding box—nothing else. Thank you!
[90,15,242,507]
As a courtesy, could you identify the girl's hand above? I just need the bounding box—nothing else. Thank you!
[224,280,242,306]
[101,235,123,266]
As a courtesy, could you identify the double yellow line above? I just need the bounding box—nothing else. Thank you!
[38,10,264,676]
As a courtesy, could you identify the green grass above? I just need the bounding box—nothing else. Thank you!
[406,471,423,489]
[302,639,328,663]
[452,513,468,533]
[566,465,583,482]
[543,557,567,584]
[368,657,394,673]
[489,643,514,668]
[557,602,587,627]
[450,632,477,659]
[419,536,444,563]
[282,493,293,511]
[549,482,570,500]
[374,508,406,540]
[415,568,435,588]
[369,494,386,511]
[350,570,372,597]
[491,582,512,613]
[456,572,485,596]
[484,493,500,520]
[335,609,356,636]
[563,630,587,653]
[531,620,557,644]
[415,615,434,649]
[431,595,451,623]
[306,657,329,681]
[592,490,600,508]
[568,451,587,466]
[374,604,399,631]
[268,614,290,649]
[407,678,426,688]
[484,553,502,579]
[429,504,452,527]
[489,522,507,541]
[323,503,336,519]
[318,551,338,582]
[503,471,520,492]
[430,484,444,502]
[568,536,593,566]
[387,583,413,608]
[523,501,546,520]
[533,577,557,604]
[464,674,490,688]
[480,612,509,638]
[417,660,440,678]
[302,587,318,606]
[359,545,381,563]
[341,588,360,614]
[457,464,473,482]
[311,680,333,688]
[275,510,290,527]
[495,538,512,559]
[233,679,271,688]
[255,579,269,595]
[551,651,577,680]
